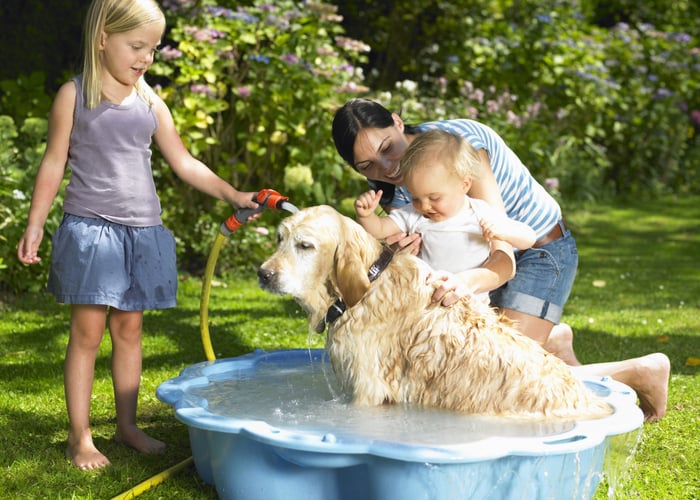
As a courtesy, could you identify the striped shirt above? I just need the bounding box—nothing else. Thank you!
[372,119,561,239]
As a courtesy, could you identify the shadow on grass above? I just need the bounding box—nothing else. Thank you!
[573,325,700,376]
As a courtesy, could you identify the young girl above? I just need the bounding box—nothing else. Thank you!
[355,129,536,304]
[17,0,258,470]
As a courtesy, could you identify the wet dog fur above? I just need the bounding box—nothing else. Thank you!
[258,205,611,419]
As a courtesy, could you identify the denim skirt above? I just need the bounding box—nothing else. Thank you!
[48,214,177,311]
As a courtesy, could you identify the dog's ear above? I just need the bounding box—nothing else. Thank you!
[333,217,372,308]
[334,249,371,308]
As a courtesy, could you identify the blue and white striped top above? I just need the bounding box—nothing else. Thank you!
[372,119,561,240]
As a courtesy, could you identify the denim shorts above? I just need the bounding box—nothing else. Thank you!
[48,214,178,311]
[489,223,578,323]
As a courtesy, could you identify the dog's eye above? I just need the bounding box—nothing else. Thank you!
[297,241,314,250]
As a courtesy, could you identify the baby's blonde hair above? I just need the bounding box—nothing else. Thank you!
[81,0,165,109]
[401,129,481,184]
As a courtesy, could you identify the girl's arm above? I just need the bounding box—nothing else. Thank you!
[17,81,75,264]
[152,95,258,209]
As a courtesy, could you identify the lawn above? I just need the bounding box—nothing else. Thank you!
[0,196,698,499]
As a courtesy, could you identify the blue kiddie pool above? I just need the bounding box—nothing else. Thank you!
[157,348,643,500]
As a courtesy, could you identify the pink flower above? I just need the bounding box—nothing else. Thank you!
[235,86,251,98]
[545,178,560,191]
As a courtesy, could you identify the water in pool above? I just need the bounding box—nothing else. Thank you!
[160,349,643,499]
[189,353,585,446]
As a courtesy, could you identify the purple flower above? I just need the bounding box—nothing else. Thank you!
[281,53,300,64]
[691,110,700,126]
[653,88,673,99]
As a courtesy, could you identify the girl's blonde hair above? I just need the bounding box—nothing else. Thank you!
[82,0,165,109]
[401,129,481,183]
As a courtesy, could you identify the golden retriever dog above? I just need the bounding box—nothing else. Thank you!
[258,205,611,419]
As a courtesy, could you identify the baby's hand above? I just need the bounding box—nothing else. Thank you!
[480,214,506,242]
[354,189,383,218]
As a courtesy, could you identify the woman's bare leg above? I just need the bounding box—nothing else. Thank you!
[502,308,581,365]
[572,353,670,422]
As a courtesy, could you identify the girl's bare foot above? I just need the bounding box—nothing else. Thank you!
[544,323,581,366]
[634,353,670,423]
[115,425,166,454]
[67,431,111,470]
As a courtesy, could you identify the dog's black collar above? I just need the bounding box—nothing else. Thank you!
[323,246,394,329]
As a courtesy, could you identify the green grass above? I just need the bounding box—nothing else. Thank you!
[1,196,698,499]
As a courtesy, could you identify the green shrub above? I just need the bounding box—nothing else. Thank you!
[4,1,700,293]
[338,0,700,200]
[149,0,370,273]
[0,111,61,294]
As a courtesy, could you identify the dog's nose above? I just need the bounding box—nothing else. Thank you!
[257,267,274,285]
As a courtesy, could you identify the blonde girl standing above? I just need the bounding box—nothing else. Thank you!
[17,0,258,470]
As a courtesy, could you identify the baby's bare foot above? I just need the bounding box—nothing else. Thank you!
[116,425,166,454]
[67,433,111,470]
[634,353,670,423]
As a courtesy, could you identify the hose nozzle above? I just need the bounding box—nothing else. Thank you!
[221,189,297,235]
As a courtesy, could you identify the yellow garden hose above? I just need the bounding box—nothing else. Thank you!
[111,190,297,498]
[110,456,194,500]
[200,189,298,360]
[200,232,228,360]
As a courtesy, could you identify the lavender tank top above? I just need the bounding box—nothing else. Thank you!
[62,77,162,226]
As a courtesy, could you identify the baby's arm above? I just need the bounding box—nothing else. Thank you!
[480,213,536,249]
[354,190,401,240]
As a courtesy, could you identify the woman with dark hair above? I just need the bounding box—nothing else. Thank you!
[332,98,670,423]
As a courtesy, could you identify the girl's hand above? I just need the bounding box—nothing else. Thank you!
[426,270,475,307]
[231,190,260,210]
[228,190,262,222]
[17,226,44,265]
[354,189,382,218]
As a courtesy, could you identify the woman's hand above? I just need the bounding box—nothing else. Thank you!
[385,231,422,255]
[426,270,476,306]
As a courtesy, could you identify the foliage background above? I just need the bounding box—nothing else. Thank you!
[1,0,699,294]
